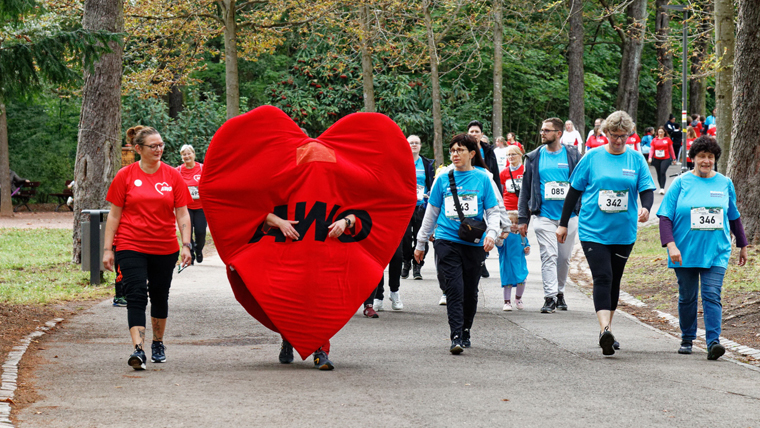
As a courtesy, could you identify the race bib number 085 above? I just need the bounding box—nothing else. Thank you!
[690,207,723,230]
[445,194,478,219]
[544,181,569,201]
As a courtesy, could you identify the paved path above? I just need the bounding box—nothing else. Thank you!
[16,210,760,427]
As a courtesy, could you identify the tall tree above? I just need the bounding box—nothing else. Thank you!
[0,0,116,216]
[359,3,376,112]
[72,0,124,263]
[728,0,760,244]
[688,1,711,116]
[567,0,585,137]
[654,0,673,128]
[422,0,445,165]
[492,0,503,139]
[714,0,735,173]
[606,0,647,121]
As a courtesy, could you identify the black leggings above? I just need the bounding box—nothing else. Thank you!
[581,241,634,312]
[375,241,403,300]
[651,158,672,189]
[188,208,207,258]
[402,206,429,267]
[115,250,179,328]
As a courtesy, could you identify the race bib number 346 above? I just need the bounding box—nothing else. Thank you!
[544,181,569,201]
[691,207,723,230]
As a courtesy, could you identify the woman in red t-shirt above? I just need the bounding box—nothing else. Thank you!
[685,126,697,170]
[505,132,524,152]
[626,125,641,152]
[103,125,193,371]
[177,145,206,263]
[499,145,524,211]
[648,126,676,194]
[586,130,609,151]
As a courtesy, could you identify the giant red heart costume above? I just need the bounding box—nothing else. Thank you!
[200,106,416,359]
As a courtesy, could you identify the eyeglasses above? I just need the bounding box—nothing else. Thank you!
[449,148,469,155]
[409,141,421,146]
[141,143,165,151]
[607,133,629,142]
[507,153,520,157]
[540,129,559,134]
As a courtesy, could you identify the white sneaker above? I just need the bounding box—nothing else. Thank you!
[515,299,524,310]
[503,302,513,311]
[438,294,447,305]
[390,292,403,310]
[374,299,384,311]
[659,188,665,195]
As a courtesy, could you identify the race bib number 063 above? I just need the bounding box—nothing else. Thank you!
[690,207,723,230]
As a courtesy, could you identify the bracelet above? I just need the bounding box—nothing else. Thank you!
[344,217,352,228]
[183,243,192,249]
[103,248,113,252]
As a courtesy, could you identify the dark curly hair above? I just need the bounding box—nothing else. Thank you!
[688,135,721,162]
[450,134,487,170]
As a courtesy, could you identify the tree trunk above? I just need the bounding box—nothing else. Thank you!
[0,99,10,217]
[72,0,124,263]
[223,0,240,119]
[714,0,735,173]
[360,4,376,113]
[423,0,443,166]
[168,83,184,119]
[688,1,711,116]
[655,0,673,128]
[728,0,760,244]
[615,0,647,121]
[492,0,503,139]
[567,0,585,137]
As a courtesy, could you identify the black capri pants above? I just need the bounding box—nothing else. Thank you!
[434,239,486,339]
[651,158,672,189]
[581,241,634,312]
[188,208,207,257]
[115,250,179,328]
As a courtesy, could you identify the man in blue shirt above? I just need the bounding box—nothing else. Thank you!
[704,108,716,129]
[518,118,582,313]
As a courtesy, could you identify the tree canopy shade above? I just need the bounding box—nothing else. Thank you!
[0,0,120,215]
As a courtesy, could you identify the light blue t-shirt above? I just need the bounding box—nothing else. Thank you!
[428,168,499,246]
[539,145,572,221]
[497,232,530,285]
[570,147,656,245]
[415,157,427,207]
[640,135,653,155]
[656,172,740,269]
[704,115,715,128]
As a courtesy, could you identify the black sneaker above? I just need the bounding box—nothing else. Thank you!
[279,339,294,364]
[678,340,693,355]
[556,293,568,311]
[401,263,410,279]
[151,341,166,363]
[707,342,725,360]
[450,336,464,355]
[313,348,334,370]
[112,297,127,307]
[413,264,422,280]
[462,329,471,348]
[599,328,615,356]
[128,345,146,370]
[540,297,557,313]
[480,262,490,278]
[196,252,203,263]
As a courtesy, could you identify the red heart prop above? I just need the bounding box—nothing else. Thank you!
[200,106,416,359]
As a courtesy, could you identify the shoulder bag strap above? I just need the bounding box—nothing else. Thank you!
[507,166,518,191]
[448,170,466,222]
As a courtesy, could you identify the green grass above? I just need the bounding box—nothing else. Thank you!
[0,228,113,305]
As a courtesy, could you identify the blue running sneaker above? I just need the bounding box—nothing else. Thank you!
[313,348,334,370]
[128,345,146,370]
[151,341,166,363]
[279,340,294,364]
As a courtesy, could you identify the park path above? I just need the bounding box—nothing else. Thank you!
[14,200,760,427]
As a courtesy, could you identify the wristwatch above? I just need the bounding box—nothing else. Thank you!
[183,243,192,249]
[344,217,352,228]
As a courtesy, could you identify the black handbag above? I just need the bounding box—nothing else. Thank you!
[507,167,521,197]
[448,170,488,244]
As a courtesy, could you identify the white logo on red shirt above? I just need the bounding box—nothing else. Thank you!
[155,182,173,195]
[134,179,142,187]
[193,174,201,182]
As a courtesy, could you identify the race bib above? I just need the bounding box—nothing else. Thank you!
[188,186,200,200]
[655,149,665,158]
[598,189,628,213]
[417,185,425,201]
[445,194,478,219]
[506,178,522,194]
[690,207,723,230]
[544,181,569,201]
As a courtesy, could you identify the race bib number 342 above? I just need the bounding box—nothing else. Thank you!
[544,181,569,201]
[598,189,628,213]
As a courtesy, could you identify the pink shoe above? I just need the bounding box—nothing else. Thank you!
[515,299,524,310]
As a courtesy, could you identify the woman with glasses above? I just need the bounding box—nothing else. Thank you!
[648,126,676,194]
[556,111,655,356]
[177,145,206,264]
[103,125,193,370]
[499,145,524,211]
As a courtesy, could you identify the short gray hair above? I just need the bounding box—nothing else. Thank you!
[601,111,635,135]
[179,144,195,154]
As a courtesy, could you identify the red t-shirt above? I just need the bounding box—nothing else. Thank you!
[685,138,695,162]
[107,162,192,255]
[649,137,676,160]
[707,126,716,137]
[586,134,608,150]
[176,162,203,210]
[626,134,641,151]
[506,141,524,152]
[694,122,703,137]
[499,164,524,211]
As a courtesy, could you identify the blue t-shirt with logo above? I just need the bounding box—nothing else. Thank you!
[415,157,427,206]
[656,172,740,269]
[539,145,573,221]
[570,147,656,245]
[428,168,499,246]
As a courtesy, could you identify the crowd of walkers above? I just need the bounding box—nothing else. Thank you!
[101,106,745,371]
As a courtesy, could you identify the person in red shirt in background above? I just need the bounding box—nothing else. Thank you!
[177,145,206,264]
[505,132,524,152]
[586,125,609,152]
[500,145,524,211]
[685,126,697,170]
[690,114,703,137]
[706,124,716,137]
[103,125,193,371]
[648,126,677,194]
[626,124,641,152]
